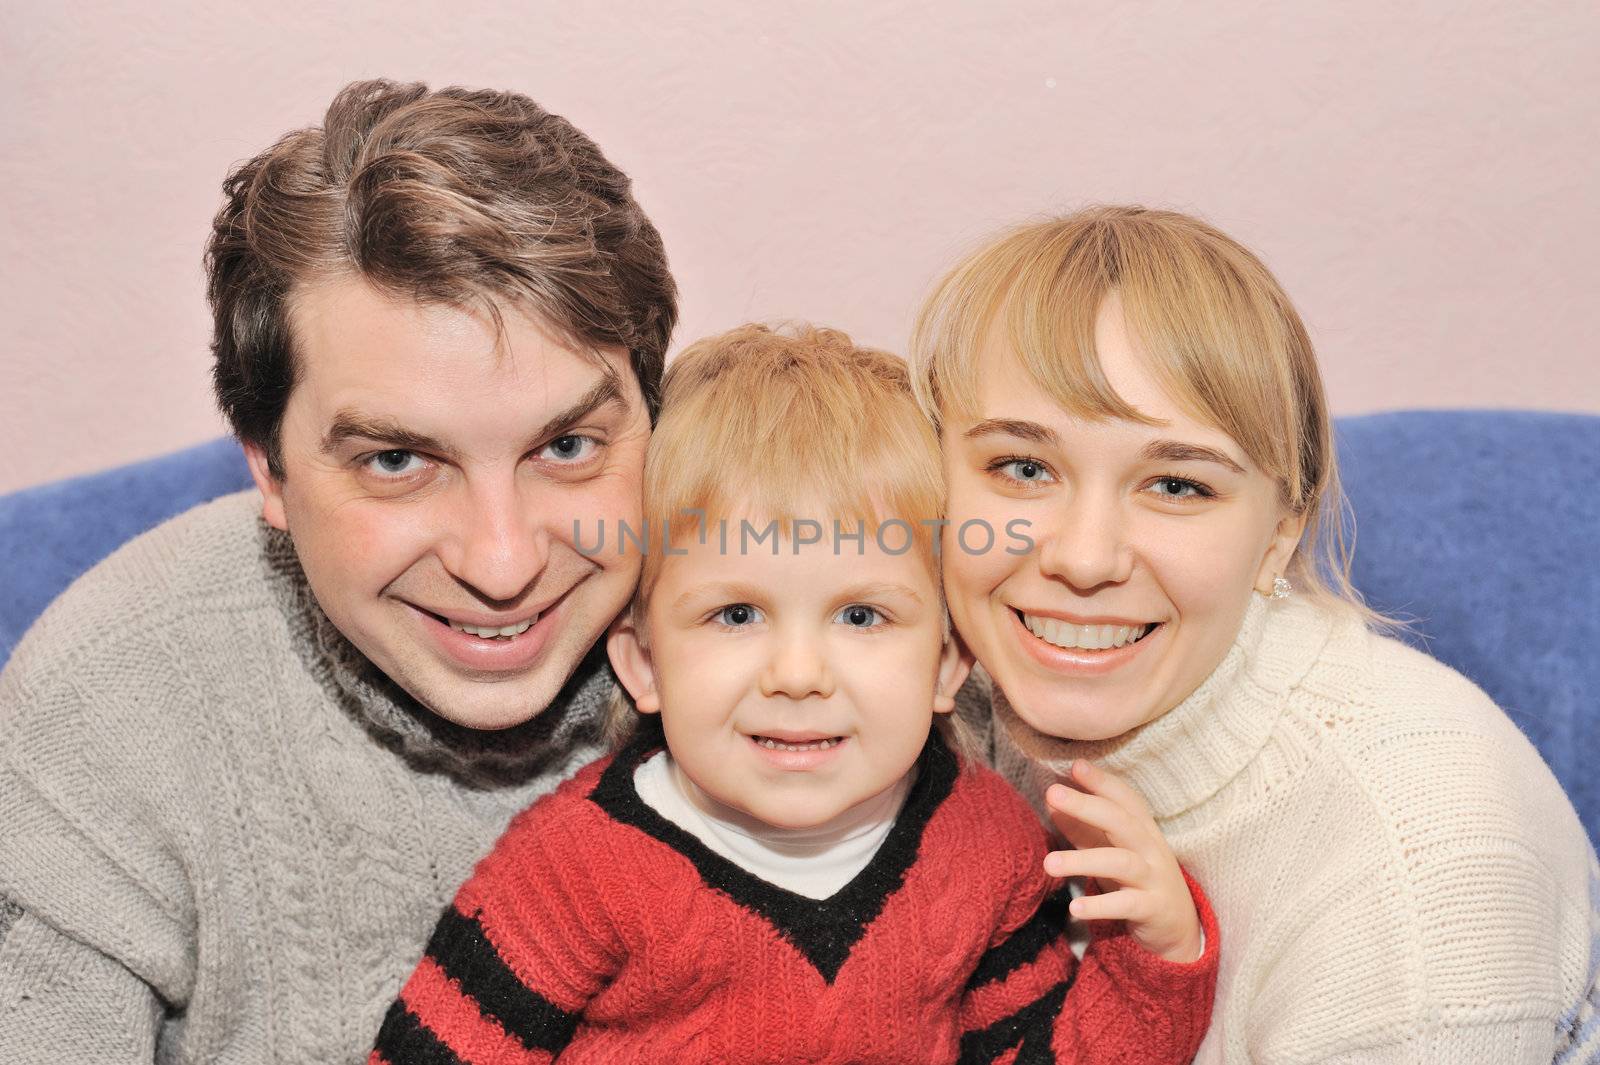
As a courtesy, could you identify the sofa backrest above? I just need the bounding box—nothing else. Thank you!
[2,413,1596,842]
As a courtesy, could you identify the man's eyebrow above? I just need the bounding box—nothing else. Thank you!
[531,372,625,443]
[318,373,627,458]
[1141,439,1248,475]
[963,418,1061,448]
[321,415,455,458]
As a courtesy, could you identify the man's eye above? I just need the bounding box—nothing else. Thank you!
[715,604,763,627]
[539,435,598,463]
[365,450,426,477]
[835,605,883,628]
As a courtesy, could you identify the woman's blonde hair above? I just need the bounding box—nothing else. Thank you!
[909,205,1374,620]
[611,323,978,754]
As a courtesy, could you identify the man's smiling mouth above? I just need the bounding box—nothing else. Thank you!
[446,615,539,639]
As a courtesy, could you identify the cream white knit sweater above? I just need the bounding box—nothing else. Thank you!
[994,595,1599,1064]
[0,492,612,1062]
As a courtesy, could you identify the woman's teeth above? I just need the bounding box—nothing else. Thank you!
[449,616,537,639]
[754,737,842,752]
[1021,613,1153,650]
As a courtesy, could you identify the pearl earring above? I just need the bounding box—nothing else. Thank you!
[1269,576,1292,600]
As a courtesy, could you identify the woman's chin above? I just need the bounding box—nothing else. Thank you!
[1000,674,1154,746]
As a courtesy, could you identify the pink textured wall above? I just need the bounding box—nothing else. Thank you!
[3,2,1596,494]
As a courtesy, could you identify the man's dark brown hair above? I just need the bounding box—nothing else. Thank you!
[206,79,677,477]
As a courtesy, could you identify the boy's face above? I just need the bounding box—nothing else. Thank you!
[609,513,969,830]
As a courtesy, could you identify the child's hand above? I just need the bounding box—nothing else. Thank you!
[1042,759,1202,963]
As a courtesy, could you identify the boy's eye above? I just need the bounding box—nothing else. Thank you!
[715,604,763,627]
[835,605,883,628]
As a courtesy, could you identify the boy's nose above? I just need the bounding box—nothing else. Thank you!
[758,632,835,700]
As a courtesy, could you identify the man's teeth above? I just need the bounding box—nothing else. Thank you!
[1021,614,1152,650]
[754,737,842,752]
[449,616,537,639]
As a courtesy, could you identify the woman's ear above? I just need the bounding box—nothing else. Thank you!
[242,441,288,531]
[932,629,975,715]
[1254,509,1309,595]
[606,611,661,714]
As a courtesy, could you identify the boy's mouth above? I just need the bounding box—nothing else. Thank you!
[749,734,847,752]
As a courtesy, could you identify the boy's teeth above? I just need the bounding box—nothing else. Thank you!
[1021,613,1152,650]
[755,737,840,752]
[449,615,537,639]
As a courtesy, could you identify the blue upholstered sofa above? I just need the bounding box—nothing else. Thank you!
[2,412,1596,843]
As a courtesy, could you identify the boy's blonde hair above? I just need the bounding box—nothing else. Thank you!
[612,323,976,754]
[909,205,1375,620]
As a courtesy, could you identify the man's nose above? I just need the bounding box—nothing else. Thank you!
[438,479,550,604]
[758,628,835,700]
[1037,491,1134,591]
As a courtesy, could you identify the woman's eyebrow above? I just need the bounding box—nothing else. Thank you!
[1141,439,1247,474]
[963,418,1061,447]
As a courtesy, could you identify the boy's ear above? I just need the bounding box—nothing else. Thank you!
[606,611,661,715]
[242,440,288,532]
[932,630,975,716]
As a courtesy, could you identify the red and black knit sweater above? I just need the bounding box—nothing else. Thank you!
[371,731,1218,1064]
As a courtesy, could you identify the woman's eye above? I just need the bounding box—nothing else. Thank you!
[1146,476,1210,500]
[715,604,763,627]
[539,434,598,463]
[365,450,427,478]
[835,605,883,628]
[994,458,1056,485]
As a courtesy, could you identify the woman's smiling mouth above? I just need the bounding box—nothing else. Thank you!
[1011,608,1164,676]
[1017,611,1158,651]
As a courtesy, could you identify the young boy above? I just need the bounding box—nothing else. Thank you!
[370,325,1219,1064]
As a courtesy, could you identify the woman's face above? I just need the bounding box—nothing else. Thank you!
[940,295,1303,741]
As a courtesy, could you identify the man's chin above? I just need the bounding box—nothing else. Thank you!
[405,672,567,731]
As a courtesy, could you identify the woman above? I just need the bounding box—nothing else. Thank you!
[909,207,1598,1063]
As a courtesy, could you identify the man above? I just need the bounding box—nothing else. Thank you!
[0,79,676,1061]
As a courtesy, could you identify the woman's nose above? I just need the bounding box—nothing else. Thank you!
[1036,495,1134,591]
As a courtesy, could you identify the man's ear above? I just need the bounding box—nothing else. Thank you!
[932,629,975,716]
[1254,509,1309,595]
[242,441,288,532]
[606,611,661,714]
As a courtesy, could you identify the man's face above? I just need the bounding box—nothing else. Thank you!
[245,275,649,730]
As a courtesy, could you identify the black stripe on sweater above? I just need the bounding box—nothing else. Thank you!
[424,906,580,1053]
[372,1000,466,1065]
[965,888,1074,991]
[956,980,1071,1065]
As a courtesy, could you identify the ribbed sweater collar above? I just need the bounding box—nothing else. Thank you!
[993,596,1335,819]
[259,516,609,786]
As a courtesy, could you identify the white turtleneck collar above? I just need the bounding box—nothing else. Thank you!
[633,751,913,899]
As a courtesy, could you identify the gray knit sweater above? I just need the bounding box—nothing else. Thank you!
[0,491,612,1062]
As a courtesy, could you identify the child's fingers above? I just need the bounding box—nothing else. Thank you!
[1066,887,1154,925]
[1045,783,1148,851]
[1042,846,1150,886]
[1068,759,1154,821]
